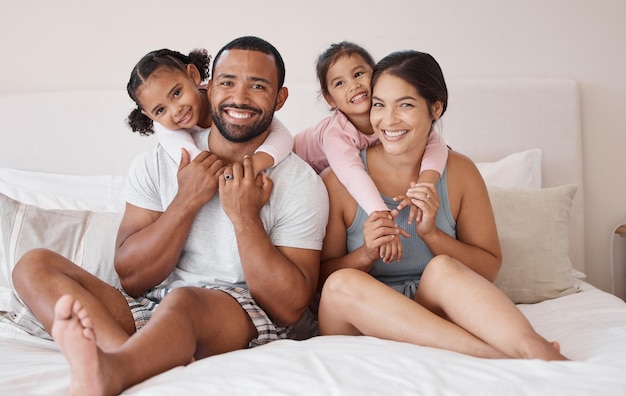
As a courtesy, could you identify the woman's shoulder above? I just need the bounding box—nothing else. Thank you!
[445,149,484,185]
[446,149,479,171]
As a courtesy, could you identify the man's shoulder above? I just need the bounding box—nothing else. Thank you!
[269,154,325,190]
[273,152,318,176]
[127,143,177,180]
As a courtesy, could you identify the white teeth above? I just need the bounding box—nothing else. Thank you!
[384,130,408,137]
[227,110,252,119]
[179,111,191,124]
[350,93,366,103]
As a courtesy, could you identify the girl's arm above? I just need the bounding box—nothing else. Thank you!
[417,131,449,184]
[252,117,294,175]
[154,123,202,163]
[395,131,449,223]
[323,129,387,215]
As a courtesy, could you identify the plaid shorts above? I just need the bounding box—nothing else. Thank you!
[120,285,292,347]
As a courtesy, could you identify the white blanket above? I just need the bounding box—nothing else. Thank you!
[1,282,625,395]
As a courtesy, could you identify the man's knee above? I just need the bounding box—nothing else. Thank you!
[159,287,205,312]
[12,248,60,290]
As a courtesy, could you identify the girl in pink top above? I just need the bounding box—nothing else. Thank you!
[294,42,449,262]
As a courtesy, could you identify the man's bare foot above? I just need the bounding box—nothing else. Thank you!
[51,295,113,395]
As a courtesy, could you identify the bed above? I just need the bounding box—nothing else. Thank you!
[1,78,626,395]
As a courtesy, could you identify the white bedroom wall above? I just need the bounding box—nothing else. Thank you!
[1,0,625,295]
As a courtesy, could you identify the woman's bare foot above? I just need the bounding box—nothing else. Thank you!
[51,294,113,395]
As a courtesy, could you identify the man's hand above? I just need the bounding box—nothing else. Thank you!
[177,149,227,210]
[220,155,274,227]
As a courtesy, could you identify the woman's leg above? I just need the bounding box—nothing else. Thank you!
[318,268,506,358]
[416,255,567,360]
[12,248,135,351]
[52,286,258,395]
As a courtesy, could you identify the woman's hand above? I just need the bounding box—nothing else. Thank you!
[394,181,422,224]
[405,183,439,237]
[363,211,410,263]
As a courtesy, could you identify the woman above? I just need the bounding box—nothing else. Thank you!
[317,50,567,360]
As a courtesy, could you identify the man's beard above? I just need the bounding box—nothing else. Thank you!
[211,103,273,143]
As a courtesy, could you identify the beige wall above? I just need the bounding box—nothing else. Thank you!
[2,0,625,294]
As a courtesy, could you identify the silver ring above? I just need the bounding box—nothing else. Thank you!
[424,193,431,202]
[224,174,233,181]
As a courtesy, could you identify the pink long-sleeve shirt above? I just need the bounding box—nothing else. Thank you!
[294,110,448,215]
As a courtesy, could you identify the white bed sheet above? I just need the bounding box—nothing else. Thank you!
[2,281,625,396]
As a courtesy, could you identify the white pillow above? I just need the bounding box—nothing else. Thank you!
[489,184,578,303]
[0,193,122,289]
[477,149,542,189]
[0,168,126,211]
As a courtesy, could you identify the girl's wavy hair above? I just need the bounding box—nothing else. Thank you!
[315,41,375,99]
[126,48,211,135]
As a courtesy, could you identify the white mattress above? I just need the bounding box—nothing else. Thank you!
[2,281,625,395]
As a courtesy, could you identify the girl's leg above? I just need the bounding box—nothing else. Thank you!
[12,248,135,351]
[318,268,506,358]
[416,255,567,360]
[53,286,257,395]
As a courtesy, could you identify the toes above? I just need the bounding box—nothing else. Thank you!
[54,295,75,320]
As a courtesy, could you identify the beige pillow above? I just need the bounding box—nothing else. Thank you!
[489,185,578,304]
[0,193,122,288]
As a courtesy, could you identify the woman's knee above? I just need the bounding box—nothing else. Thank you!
[421,254,467,285]
[320,268,368,308]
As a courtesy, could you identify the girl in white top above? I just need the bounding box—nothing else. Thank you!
[126,48,293,174]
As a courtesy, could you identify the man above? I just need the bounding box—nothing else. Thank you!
[11,36,328,395]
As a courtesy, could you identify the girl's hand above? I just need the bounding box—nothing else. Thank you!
[379,236,403,263]
[405,183,439,237]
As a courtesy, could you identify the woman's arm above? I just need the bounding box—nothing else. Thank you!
[319,170,400,286]
[409,151,502,281]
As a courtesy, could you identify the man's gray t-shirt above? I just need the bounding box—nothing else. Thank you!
[124,128,329,290]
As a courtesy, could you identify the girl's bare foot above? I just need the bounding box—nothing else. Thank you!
[51,295,113,395]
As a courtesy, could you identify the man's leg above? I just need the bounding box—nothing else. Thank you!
[53,286,257,395]
[12,248,135,351]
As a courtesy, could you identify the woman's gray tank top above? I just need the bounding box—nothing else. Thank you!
[346,149,456,287]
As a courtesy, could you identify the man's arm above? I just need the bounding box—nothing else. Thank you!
[220,156,324,327]
[114,150,226,297]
